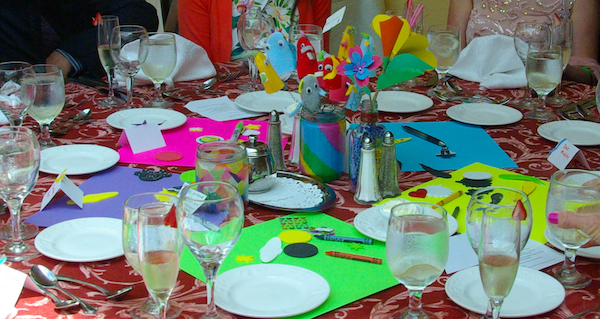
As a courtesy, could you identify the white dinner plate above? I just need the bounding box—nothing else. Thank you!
[106,108,187,130]
[235,90,301,113]
[446,103,523,126]
[35,217,123,262]
[368,91,433,113]
[40,144,119,175]
[214,264,330,318]
[537,120,600,146]
[354,206,459,242]
[545,228,600,259]
[445,266,565,318]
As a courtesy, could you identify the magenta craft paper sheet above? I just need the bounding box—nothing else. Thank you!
[118,118,281,167]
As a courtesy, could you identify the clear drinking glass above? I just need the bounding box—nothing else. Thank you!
[386,202,449,319]
[547,19,573,105]
[0,126,41,262]
[236,6,274,92]
[289,24,324,53]
[97,15,124,108]
[137,198,182,319]
[123,192,182,319]
[141,32,177,108]
[525,43,562,121]
[478,209,521,319]
[110,25,149,108]
[545,169,600,289]
[0,61,36,126]
[426,25,461,99]
[177,181,244,319]
[26,64,65,149]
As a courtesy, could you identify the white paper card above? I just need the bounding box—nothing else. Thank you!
[323,6,346,33]
[123,123,166,154]
[185,96,261,121]
[548,138,579,170]
[0,264,27,319]
[40,171,84,210]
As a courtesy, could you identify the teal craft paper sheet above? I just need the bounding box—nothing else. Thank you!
[179,213,399,319]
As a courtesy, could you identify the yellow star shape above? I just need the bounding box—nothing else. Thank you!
[235,255,255,263]
[245,124,261,130]
[348,243,364,251]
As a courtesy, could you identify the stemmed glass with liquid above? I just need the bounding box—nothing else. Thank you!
[123,192,182,319]
[0,126,41,262]
[237,6,275,92]
[96,15,124,108]
[525,43,562,121]
[545,169,600,289]
[0,61,36,126]
[110,25,149,108]
[289,24,323,53]
[177,181,244,319]
[547,19,573,105]
[426,25,461,99]
[385,202,449,319]
[141,32,177,108]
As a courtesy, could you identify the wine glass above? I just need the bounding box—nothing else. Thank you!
[426,25,461,99]
[478,208,521,319]
[236,6,274,92]
[524,43,562,121]
[0,61,36,126]
[547,19,573,105]
[385,201,449,319]
[110,25,149,108]
[123,192,182,319]
[97,15,124,108]
[141,32,177,108]
[137,197,182,319]
[177,181,244,319]
[0,126,41,262]
[512,22,551,109]
[545,169,600,289]
[26,64,65,149]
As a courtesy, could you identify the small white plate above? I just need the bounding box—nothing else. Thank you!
[215,264,330,318]
[354,206,459,242]
[544,228,600,259]
[106,108,187,130]
[35,217,123,262]
[235,91,301,113]
[368,91,433,113]
[538,120,600,146]
[41,144,119,175]
[447,103,523,126]
[445,266,565,318]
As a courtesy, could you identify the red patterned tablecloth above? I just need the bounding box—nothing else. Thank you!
[3,62,600,318]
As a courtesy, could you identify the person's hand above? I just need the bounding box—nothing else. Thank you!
[549,211,600,247]
[46,51,72,79]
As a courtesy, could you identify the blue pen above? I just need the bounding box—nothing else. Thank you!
[315,235,373,245]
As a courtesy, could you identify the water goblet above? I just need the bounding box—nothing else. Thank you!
[546,169,600,289]
[26,64,65,149]
[0,61,36,126]
[123,192,182,319]
[236,6,274,92]
[137,197,182,319]
[141,32,177,108]
[97,15,124,108]
[547,19,573,105]
[289,24,324,53]
[386,202,449,319]
[0,126,41,262]
[524,43,562,121]
[177,181,244,319]
[110,25,149,108]
[426,25,461,100]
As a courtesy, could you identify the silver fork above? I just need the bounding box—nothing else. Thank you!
[218,70,242,82]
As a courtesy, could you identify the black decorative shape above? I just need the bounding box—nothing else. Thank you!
[456,178,492,188]
[490,193,503,204]
[420,163,452,179]
[134,168,172,181]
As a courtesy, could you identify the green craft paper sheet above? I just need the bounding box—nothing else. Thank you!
[179,213,399,319]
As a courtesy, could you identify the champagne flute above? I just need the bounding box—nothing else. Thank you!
[137,198,182,319]
[0,61,36,126]
[524,43,562,121]
[546,169,600,289]
[236,6,274,92]
[426,25,461,99]
[141,32,177,108]
[547,19,573,105]
[385,202,449,319]
[97,15,124,108]
[0,126,41,262]
[110,25,149,108]
[177,181,244,319]
[123,192,182,319]
[478,209,521,319]
[26,64,65,149]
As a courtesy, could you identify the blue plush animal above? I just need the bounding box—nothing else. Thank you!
[264,32,296,76]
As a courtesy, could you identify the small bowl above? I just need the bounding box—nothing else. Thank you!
[378,198,410,218]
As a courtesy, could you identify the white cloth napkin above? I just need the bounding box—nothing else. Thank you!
[116,34,217,87]
[448,35,527,90]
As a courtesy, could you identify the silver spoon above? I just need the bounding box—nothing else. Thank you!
[197,77,216,90]
[29,278,80,310]
[30,265,98,314]
[55,274,133,300]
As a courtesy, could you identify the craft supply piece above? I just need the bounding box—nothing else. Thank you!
[315,235,373,245]
[325,251,382,264]
[278,230,312,244]
[279,216,311,230]
[423,185,453,197]
[446,103,523,126]
[196,135,224,144]
[403,125,456,157]
[434,190,463,206]
[498,174,544,185]
[235,91,301,113]
[134,168,172,181]
[463,171,493,181]
[260,237,283,263]
[40,145,119,175]
[420,163,452,178]
[408,188,427,198]
[66,192,118,205]
[155,151,183,162]
[284,243,318,258]
[106,108,187,130]
[372,91,434,113]
[537,120,600,146]
[456,177,492,188]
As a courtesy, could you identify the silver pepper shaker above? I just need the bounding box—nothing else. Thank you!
[268,110,286,171]
[354,136,382,205]
[379,131,401,198]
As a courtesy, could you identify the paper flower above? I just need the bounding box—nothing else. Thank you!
[339,46,382,87]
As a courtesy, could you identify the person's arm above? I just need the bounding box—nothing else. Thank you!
[178,0,211,54]
[312,0,331,52]
[564,0,600,84]
[447,0,472,49]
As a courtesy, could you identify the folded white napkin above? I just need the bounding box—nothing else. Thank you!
[116,34,217,87]
[448,35,527,90]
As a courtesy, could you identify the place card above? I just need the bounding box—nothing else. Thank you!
[0,264,27,319]
[116,122,166,154]
[548,138,591,170]
[40,170,83,210]
[323,6,346,32]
